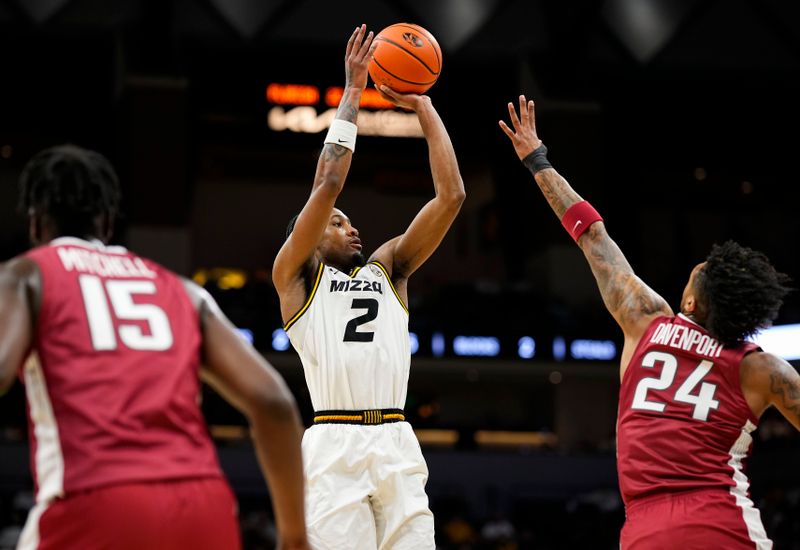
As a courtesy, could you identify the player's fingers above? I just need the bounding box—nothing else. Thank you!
[374,85,392,102]
[378,84,400,100]
[518,95,528,125]
[528,100,536,128]
[498,120,515,139]
[507,102,521,130]
[346,26,359,57]
[357,31,375,60]
[351,25,365,55]
[365,40,378,62]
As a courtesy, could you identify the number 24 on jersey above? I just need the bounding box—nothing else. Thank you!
[631,351,720,422]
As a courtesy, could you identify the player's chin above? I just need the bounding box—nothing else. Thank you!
[352,251,366,268]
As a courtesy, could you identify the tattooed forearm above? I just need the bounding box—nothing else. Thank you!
[316,88,361,167]
[583,227,630,314]
[532,170,582,218]
[770,371,800,421]
[581,224,669,326]
[335,88,361,123]
[322,144,350,162]
[528,165,669,330]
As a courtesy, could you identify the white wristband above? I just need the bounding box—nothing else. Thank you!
[324,119,357,152]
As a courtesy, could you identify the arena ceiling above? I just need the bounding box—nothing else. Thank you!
[2,0,799,72]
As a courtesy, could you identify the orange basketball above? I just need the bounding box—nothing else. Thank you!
[368,23,442,94]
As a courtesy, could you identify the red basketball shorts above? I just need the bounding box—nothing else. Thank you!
[621,488,772,549]
[20,477,241,550]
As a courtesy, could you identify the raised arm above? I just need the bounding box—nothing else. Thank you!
[499,95,671,350]
[272,25,376,318]
[183,281,309,550]
[0,258,38,394]
[370,87,465,293]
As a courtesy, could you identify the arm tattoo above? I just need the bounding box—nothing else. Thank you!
[311,89,361,189]
[584,227,630,313]
[582,224,667,325]
[770,371,800,421]
[322,144,349,161]
[319,88,360,162]
[531,167,669,328]
[533,170,581,218]
[335,89,360,123]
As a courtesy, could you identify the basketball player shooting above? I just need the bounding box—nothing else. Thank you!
[500,95,800,549]
[272,25,465,550]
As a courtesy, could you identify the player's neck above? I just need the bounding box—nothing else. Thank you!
[57,233,106,244]
[326,260,357,275]
[321,252,365,276]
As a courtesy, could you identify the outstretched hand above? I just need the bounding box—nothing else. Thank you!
[499,95,542,161]
[376,85,426,112]
[345,24,377,91]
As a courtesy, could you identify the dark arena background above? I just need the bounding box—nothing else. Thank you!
[1,1,799,548]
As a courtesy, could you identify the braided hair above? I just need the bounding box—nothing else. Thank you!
[18,144,121,240]
[697,241,792,346]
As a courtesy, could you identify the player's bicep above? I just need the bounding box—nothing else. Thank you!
[369,236,401,272]
[391,196,461,278]
[617,274,673,330]
[274,141,353,284]
[763,354,800,431]
[579,223,672,336]
[273,185,339,290]
[0,261,35,392]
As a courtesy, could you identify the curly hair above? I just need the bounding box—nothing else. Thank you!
[697,241,792,346]
[18,144,121,239]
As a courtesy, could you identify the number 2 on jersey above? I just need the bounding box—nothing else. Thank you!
[79,275,174,351]
[343,298,378,342]
[631,350,720,421]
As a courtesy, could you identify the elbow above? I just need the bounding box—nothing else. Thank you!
[247,386,300,427]
[316,174,345,197]
[442,182,466,209]
[446,191,466,214]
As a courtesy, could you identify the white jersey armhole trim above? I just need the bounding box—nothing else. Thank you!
[285,262,325,331]
[369,261,408,315]
[23,353,65,504]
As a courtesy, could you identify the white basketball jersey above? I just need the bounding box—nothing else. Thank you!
[285,261,410,411]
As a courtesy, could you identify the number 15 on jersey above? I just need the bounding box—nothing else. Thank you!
[79,275,174,351]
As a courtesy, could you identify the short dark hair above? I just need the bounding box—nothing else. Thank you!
[286,213,300,239]
[18,144,121,239]
[698,241,792,346]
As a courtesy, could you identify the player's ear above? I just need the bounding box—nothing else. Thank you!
[28,214,40,245]
[101,213,115,244]
[28,210,46,245]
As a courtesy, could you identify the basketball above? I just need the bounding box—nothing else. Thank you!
[368,23,442,94]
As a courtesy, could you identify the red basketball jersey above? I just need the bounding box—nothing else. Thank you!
[617,313,761,506]
[22,237,222,503]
